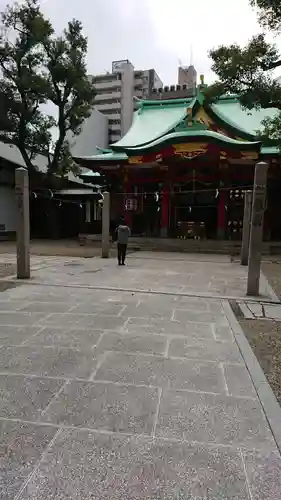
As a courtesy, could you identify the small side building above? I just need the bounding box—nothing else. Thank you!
[68,108,108,158]
[0,142,101,240]
[0,104,109,240]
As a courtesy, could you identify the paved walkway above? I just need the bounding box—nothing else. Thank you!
[0,252,281,499]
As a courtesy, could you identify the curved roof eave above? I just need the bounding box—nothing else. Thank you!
[121,130,261,154]
[209,99,279,139]
[73,151,128,167]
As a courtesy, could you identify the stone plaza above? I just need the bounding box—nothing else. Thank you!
[0,252,281,499]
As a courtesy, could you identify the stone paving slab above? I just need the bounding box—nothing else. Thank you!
[17,430,250,500]
[17,302,77,314]
[0,252,280,499]
[264,304,281,320]
[96,331,167,356]
[94,352,227,393]
[0,312,49,327]
[237,301,281,321]
[0,420,57,500]
[0,374,64,421]
[70,302,125,316]
[124,316,215,336]
[156,390,275,448]
[243,449,281,500]
[173,308,229,325]
[4,251,275,300]
[0,345,97,379]
[39,312,127,331]
[223,363,257,398]
[43,381,159,435]
[0,326,42,346]
[0,301,30,311]
[24,326,102,349]
[168,337,242,363]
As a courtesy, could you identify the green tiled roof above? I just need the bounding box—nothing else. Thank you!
[123,130,260,155]
[261,146,280,155]
[210,97,278,138]
[111,98,195,150]
[81,171,102,177]
[75,152,128,162]
[74,90,281,166]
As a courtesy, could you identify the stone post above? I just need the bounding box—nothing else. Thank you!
[241,191,252,266]
[15,167,30,279]
[85,201,91,223]
[247,162,268,296]
[101,191,110,258]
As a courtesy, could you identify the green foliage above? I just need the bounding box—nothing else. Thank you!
[0,0,95,175]
[208,2,281,143]
[250,0,281,31]
[208,35,281,109]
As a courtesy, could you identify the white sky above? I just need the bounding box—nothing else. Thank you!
[1,0,280,84]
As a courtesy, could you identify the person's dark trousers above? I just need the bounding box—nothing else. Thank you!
[117,243,127,264]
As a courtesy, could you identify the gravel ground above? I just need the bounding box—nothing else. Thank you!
[262,260,281,300]
[239,258,281,405]
[240,318,281,405]
[0,263,17,293]
[0,263,16,277]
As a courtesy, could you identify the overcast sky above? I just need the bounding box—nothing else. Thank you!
[1,0,280,84]
[40,0,281,84]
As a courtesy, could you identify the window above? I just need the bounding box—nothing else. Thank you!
[102,109,120,115]
[108,119,121,125]
[95,97,120,105]
[95,87,120,95]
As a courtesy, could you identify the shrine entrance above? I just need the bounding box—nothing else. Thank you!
[171,183,218,239]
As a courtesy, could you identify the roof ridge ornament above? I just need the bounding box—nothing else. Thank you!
[195,75,207,106]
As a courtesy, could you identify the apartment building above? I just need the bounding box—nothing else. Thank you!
[93,59,163,144]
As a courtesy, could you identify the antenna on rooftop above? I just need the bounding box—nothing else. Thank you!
[190,45,193,66]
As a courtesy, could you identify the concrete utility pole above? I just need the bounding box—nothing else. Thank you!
[247,162,268,296]
[15,167,30,279]
[241,191,252,266]
[101,191,110,258]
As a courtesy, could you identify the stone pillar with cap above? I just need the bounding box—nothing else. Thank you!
[15,167,30,279]
[247,162,268,296]
[101,191,110,258]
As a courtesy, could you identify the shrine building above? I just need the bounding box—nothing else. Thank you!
[75,82,281,241]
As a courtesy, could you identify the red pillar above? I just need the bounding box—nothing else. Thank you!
[161,186,169,237]
[217,190,226,239]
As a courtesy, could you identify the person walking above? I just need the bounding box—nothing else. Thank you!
[116,216,131,265]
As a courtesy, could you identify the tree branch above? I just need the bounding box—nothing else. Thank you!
[266,59,281,69]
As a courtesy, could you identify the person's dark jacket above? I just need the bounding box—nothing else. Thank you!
[116,224,131,244]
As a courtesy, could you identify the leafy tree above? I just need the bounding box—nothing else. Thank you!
[249,0,281,31]
[207,1,281,143]
[0,0,95,175]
